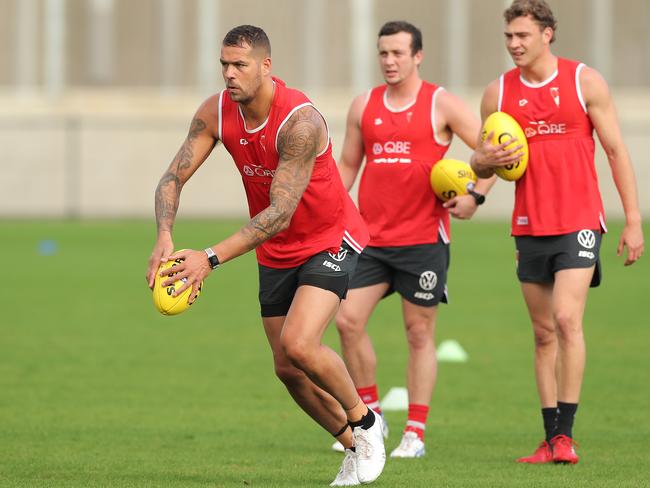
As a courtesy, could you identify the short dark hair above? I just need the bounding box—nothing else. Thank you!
[504,0,557,42]
[378,21,423,55]
[222,25,271,55]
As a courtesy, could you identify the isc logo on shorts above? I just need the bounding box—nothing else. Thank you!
[414,292,434,300]
[322,260,341,271]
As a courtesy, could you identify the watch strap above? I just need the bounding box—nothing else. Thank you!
[204,247,220,269]
[468,188,486,205]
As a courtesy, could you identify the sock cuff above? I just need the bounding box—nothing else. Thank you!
[408,403,429,424]
[356,385,379,403]
[557,401,578,413]
[408,403,429,415]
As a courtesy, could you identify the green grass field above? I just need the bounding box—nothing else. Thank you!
[1,219,648,487]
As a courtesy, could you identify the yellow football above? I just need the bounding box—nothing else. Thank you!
[481,111,529,181]
[430,159,477,201]
[152,251,202,316]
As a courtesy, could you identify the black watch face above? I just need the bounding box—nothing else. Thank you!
[470,190,485,204]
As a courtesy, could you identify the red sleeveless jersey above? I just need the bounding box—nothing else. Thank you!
[219,77,368,268]
[359,81,451,246]
[499,57,606,236]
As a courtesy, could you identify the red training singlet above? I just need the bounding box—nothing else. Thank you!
[359,81,451,246]
[499,57,606,236]
[219,77,369,268]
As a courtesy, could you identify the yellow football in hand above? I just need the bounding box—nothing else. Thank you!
[481,111,529,181]
[152,252,202,316]
[430,159,477,201]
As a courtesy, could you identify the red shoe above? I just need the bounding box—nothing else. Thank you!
[515,440,553,464]
[551,434,579,464]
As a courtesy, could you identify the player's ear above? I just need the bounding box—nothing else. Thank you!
[542,26,553,45]
[414,49,423,67]
[261,56,272,77]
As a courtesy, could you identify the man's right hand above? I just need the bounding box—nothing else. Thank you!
[146,232,175,289]
[470,131,524,178]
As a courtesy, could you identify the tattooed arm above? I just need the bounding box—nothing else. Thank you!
[146,96,219,288]
[162,105,327,298]
[238,105,324,248]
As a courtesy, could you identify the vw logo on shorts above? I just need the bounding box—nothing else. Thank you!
[328,248,348,262]
[577,230,596,249]
[419,271,437,291]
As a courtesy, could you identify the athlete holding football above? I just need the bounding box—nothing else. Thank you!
[146,25,384,486]
[333,21,495,458]
[470,0,644,464]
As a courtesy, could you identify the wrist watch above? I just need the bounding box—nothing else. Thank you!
[468,188,486,206]
[204,247,220,269]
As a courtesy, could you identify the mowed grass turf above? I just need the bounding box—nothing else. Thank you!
[1,219,648,487]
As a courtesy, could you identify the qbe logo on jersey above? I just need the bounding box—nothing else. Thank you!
[372,141,411,155]
[577,229,596,259]
[419,271,437,291]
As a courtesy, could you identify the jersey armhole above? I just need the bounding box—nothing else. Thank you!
[575,63,588,113]
[359,89,372,128]
[274,102,331,157]
[431,86,451,147]
[217,90,224,141]
[497,74,504,112]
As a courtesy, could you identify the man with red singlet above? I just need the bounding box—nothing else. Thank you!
[145,25,385,486]
[471,0,644,464]
[334,20,495,458]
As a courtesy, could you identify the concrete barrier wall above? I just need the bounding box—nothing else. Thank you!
[1,90,648,219]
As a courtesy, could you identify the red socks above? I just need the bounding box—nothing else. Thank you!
[356,385,382,415]
[405,403,429,440]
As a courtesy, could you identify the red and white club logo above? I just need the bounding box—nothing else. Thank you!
[419,271,437,291]
[577,230,596,249]
[550,87,560,107]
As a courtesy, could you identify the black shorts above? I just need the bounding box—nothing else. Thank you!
[258,242,360,317]
[515,229,602,288]
[349,242,450,307]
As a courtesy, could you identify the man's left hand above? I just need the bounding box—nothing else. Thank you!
[618,222,644,266]
[444,194,479,220]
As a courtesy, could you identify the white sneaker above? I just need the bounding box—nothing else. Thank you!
[330,449,360,486]
[381,414,389,439]
[352,409,386,484]
[389,431,425,458]
[332,414,389,453]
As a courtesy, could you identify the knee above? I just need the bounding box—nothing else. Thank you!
[532,321,556,349]
[280,336,314,371]
[404,318,433,350]
[553,311,583,343]
[335,309,365,342]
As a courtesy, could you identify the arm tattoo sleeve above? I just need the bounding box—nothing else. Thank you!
[154,117,207,233]
[241,106,324,247]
